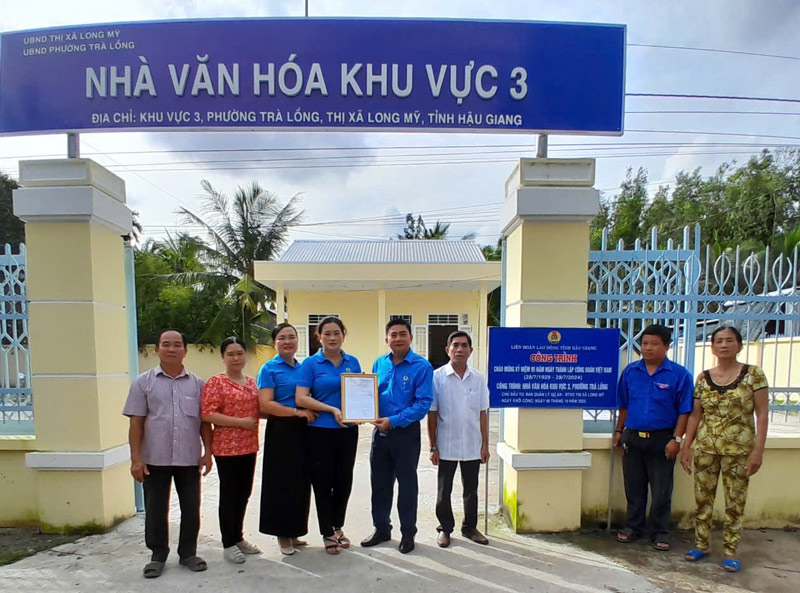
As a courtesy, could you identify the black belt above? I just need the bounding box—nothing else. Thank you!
[625,427,673,439]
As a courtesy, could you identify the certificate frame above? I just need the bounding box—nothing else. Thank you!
[340,373,379,423]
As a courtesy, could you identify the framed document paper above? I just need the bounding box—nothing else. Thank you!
[341,373,379,423]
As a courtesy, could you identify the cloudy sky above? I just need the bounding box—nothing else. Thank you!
[1,1,798,248]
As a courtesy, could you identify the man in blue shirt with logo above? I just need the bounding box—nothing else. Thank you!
[614,324,693,551]
[361,318,433,554]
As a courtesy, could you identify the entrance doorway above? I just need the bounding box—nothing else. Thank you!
[427,314,458,369]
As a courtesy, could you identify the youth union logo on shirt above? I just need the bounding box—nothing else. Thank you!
[403,376,409,381]
[346,367,351,372]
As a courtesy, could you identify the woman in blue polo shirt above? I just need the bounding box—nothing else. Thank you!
[257,323,318,556]
[295,317,361,555]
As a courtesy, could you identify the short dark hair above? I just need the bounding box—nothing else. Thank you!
[271,322,297,342]
[711,325,743,345]
[385,318,412,334]
[446,331,472,348]
[317,316,346,337]
[641,324,672,346]
[157,329,187,347]
[220,336,245,355]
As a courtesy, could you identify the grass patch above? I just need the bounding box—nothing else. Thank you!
[0,527,80,566]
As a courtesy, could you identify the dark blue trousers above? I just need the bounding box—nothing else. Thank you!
[369,421,421,537]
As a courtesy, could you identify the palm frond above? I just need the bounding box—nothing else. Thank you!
[161,270,236,286]
[179,206,243,274]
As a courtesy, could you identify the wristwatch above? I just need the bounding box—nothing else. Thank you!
[669,435,682,444]
[430,446,438,452]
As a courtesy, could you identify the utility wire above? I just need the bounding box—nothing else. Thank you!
[54,142,796,170]
[627,93,800,104]
[104,150,785,173]
[627,42,800,62]
[2,139,797,162]
[627,110,800,116]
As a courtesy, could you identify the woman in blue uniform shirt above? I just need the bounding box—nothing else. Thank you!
[295,317,361,555]
[258,323,318,556]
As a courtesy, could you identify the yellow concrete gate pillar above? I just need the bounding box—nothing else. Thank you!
[498,158,599,532]
[13,159,135,532]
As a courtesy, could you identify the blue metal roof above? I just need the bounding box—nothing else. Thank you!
[278,240,488,264]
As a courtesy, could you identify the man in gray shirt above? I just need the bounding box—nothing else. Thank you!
[123,329,213,578]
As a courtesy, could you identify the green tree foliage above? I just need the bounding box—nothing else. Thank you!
[594,150,800,251]
[609,167,648,247]
[134,233,234,347]
[178,180,304,350]
[0,172,24,247]
[481,241,501,262]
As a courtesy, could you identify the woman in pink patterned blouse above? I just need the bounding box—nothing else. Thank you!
[201,337,262,564]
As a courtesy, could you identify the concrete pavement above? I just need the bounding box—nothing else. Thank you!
[2,417,796,592]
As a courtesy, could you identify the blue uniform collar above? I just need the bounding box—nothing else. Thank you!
[270,353,298,367]
[632,357,674,375]
[383,348,417,365]
[313,349,352,365]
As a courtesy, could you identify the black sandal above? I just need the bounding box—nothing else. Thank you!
[179,556,208,572]
[616,528,637,543]
[653,537,671,551]
[143,561,164,578]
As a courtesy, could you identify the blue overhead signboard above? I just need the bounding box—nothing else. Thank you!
[488,327,620,409]
[0,18,625,135]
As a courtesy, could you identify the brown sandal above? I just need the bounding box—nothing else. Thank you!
[334,529,351,548]
[323,536,340,555]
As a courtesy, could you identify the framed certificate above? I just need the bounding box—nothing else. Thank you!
[341,373,379,423]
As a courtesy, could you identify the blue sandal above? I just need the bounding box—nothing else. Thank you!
[723,558,741,572]
[684,549,709,562]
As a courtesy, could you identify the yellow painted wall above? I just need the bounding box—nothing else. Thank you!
[28,375,129,452]
[24,223,126,305]
[580,435,800,528]
[286,289,486,372]
[693,339,800,389]
[289,290,379,368]
[0,446,39,525]
[138,344,276,380]
[501,211,593,532]
[37,463,134,531]
[507,222,591,304]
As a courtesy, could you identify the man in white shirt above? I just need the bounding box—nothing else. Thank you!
[427,331,490,547]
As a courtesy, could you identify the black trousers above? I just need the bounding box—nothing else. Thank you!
[622,428,676,538]
[370,421,421,537]
[143,465,200,562]
[260,416,311,538]
[215,453,256,548]
[307,425,358,537]
[436,459,480,534]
